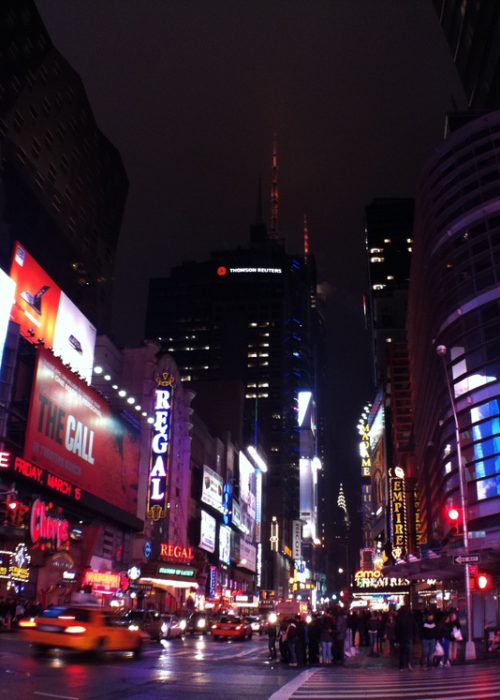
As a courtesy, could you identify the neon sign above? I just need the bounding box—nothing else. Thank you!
[147,372,174,521]
[30,498,70,551]
[354,569,410,590]
[159,543,194,562]
[389,467,408,557]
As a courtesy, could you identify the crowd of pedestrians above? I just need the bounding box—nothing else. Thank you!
[267,605,463,670]
[267,606,348,667]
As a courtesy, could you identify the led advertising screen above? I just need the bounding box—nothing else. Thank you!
[9,242,96,384]
[199,510,216,553]
[219,524,231,565]
[0,269,15,375]
[52,292,96,385]
[10,242,60,348]
[201,465,224,513]
[24,348,139,515]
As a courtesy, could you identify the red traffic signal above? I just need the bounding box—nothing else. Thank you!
[477,573,492,591]
[445,505,461,524]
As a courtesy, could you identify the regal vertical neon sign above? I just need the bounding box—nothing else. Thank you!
[147,372,174,521]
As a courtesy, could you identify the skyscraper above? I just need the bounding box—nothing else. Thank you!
[0,0,128,331]
[146,151,325,595]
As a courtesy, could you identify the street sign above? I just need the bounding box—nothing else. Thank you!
[454,554,480,565]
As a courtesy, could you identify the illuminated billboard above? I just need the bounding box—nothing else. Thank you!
[0,269,15,374]
[199,510,216,553]
[24,348,139,515]
[9,242,96,383]
[201,465,224,513]
[219,524,231,565]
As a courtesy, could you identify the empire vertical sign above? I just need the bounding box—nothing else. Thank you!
[147,372,174,521]
[389,467,408,558]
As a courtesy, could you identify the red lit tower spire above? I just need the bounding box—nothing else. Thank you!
[270,135,279,240]
[303,214,310,261]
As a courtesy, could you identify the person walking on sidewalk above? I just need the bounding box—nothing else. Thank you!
[319,613,334,665]
[286,617,298,667]
[267,614,278,660]
[421,611,438,668]
[396,605,416,670]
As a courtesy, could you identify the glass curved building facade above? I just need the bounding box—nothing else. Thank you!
[409,112,500,549]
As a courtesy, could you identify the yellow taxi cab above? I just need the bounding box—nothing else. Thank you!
[211,614,253,640]
[20,605,143,657]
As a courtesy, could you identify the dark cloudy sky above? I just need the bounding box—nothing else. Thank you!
[35,0,465,520]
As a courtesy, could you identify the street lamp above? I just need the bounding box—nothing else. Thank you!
[436,344,476,660]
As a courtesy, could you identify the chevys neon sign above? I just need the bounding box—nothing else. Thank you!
[159,543,194,562]
[147,372,174,521]
[30,498,70,551]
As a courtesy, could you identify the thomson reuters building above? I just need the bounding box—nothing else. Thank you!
[408,112,500,589]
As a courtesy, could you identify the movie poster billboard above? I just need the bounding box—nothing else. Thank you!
[9,242,96,383]
[24,348,139,514]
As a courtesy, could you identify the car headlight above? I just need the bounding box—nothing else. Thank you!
[235,625,242,630]
[64,625,87,634]
[128,624,140,631]
[211,624,217,629]
[197,619,206,628]
[161,623,168,633]
[179,620,187,630]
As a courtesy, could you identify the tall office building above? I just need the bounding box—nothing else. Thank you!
[408,112,500,628]
[0,0,128,331]
[146,166,325,595]
[433,1,500,111]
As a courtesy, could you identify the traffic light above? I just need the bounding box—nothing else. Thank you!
[445,505,461,526]
[477,573,492,591]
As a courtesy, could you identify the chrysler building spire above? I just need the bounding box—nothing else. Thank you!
[303,214,310,261]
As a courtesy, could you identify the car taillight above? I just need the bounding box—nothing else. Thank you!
[19,618,37,628]
[64,625,87,634]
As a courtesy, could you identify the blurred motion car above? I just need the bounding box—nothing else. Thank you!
[184,611,210,635]
[160,614,185,640]
[19,605,143,656]
[114,609,163,640]
[211,615,253,640]
[245,615,263,635]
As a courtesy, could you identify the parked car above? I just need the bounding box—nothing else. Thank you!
[115,609,163,640]
[19,605,143,657]
[211,615,253,640]
[160,614,185,640]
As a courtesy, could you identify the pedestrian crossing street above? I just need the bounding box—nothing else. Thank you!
[282,664,500,700]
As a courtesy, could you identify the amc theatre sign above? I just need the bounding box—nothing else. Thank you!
[147,372,174,521]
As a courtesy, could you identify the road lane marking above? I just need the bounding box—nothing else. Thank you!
[34,693,80,700]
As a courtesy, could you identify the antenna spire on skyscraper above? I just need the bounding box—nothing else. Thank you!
[270,135,279,240]
[337,482,350,528]
[303,214,310,261]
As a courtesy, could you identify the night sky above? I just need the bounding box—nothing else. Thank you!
[35,0,465,531]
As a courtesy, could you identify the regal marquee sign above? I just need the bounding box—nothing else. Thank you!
[147,372,175,521]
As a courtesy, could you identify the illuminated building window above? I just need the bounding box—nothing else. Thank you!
[260,343,270,347]
[384,238,391,243]
[372,284,386,290]
[407,247,412,252]
[248,352,258,358]
[258,393,269,398]
[167,347,175,352]
[249,322,258,327]
[245,393,257,399]
[260,361,269,367]
[259,382,269,388]
[271,446,279,452]
[386,337,392,343]
[259,322,270,327]
[387,275,394,280]
[247,383,257,388]
[370,256,384,263]
[406,238,412,244]
[272,413,281,419]
[259,352,269,358]
[370,247,383,254]
[182,375,192,381]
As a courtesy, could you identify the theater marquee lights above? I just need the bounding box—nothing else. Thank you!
[147,372,175,521]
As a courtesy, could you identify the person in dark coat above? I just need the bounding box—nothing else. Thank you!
[396,605,416,670]
[307,614,320,665]
[267,614,278,659]
[333,607,347,665]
